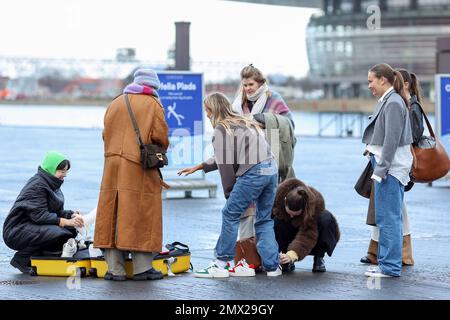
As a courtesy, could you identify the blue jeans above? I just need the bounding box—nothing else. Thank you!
[215,159,280,271]
[371,156,403,277]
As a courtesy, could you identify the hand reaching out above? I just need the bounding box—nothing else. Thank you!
[177,163,203,177]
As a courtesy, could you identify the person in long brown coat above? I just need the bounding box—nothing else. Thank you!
[94,69,169,281]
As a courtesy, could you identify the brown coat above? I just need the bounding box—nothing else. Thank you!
[94,94,169,252]
[272,178,340,260]
[366,181,376,226]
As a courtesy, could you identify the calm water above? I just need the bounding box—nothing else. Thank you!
[0,104,447,263]
[0,104,364,136]
[0,103,438,138]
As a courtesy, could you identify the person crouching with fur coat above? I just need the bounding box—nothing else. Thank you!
[272,178,340,272]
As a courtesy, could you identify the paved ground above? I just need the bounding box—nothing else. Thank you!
[0,125,449,300]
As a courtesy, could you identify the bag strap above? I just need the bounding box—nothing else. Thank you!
[169,241,189,252]
[124,94,164,180]
[124,94,144,148]
[413,101,435,138]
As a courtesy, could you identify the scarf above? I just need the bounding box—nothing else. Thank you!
[232,83,269,116]
[123,83,159,99]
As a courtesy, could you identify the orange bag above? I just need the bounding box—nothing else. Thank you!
[410,106,450,183]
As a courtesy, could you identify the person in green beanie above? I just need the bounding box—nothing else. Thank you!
[2,151,84,274]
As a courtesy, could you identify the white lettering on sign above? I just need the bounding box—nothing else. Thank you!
[445,84,450,93]
[160,82,197,91]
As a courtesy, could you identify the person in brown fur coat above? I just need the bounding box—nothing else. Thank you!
[272,178,340,272]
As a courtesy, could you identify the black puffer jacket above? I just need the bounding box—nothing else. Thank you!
[409,94,424,146]
[3,167,75,251]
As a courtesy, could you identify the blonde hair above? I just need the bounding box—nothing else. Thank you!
[204,92,263,135]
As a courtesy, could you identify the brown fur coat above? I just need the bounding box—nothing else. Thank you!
[272,178,340,260]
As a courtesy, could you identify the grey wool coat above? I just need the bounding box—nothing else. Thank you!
[362,90,413,179]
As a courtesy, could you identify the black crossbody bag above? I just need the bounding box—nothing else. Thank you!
[124,94,168,177]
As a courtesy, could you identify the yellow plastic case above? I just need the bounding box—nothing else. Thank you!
[30,256,91,277]
[89,252,191,278]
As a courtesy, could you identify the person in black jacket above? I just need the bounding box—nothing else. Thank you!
[3,151,84,273]
[397,69,425,146]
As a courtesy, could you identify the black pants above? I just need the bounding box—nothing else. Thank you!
[13,232,75,263]
[274,210,339,258]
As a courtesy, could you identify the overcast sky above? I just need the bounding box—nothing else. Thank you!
[0,0,318,77]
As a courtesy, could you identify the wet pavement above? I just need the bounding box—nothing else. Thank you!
[0,125,449,300]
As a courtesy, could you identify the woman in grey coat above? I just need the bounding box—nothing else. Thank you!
[362,63,413,278]
[360,68,424,267]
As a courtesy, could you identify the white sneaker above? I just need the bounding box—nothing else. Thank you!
[194,261,230,278]
[266,265,282,277]
[61,238,77,258]
[77,239,87,250]
[88,244,103,258]
[229,259,256,277]
[364,266,393,278]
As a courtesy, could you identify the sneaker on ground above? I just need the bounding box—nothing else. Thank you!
[364,266,393,278]
[77,239,87,250]
[194,261,230,278]
[229,259,256,277]
[88,244,103,258]
[61,238,77,258]
[266,265,282,277]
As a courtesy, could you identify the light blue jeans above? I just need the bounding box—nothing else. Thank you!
[214,159,280,271]
[371,156,403,277]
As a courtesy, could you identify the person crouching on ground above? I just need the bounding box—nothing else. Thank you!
[3,151,84,274]
[178,92,282,278]
[272,178,340,273]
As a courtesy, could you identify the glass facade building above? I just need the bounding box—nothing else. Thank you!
[306,0,450,99]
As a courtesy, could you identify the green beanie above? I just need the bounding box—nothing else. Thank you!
[41,151,67,175]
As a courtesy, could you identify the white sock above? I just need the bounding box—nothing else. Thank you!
[214,259,229,268]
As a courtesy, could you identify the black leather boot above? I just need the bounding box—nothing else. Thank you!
[312,255,326,273]
[104,272,127,281]
[10,253,32,274]
[281,263,295,273]
[133,268,163,281]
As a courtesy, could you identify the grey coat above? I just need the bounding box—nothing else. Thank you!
[362,90,413,179]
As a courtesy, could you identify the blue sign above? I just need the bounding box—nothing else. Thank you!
[440,76,450,137]
[157,72,203,137]
[437,75,450,158]
[157,72,204,170]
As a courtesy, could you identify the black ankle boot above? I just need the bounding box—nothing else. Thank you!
[312,256,326,273]
[281,263,295,273]
[133,268,163,281]
[10,256,31,274]
[104,272,127,281]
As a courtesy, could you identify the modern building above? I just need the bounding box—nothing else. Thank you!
[306,0,450,100]
[227,0,450,111]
